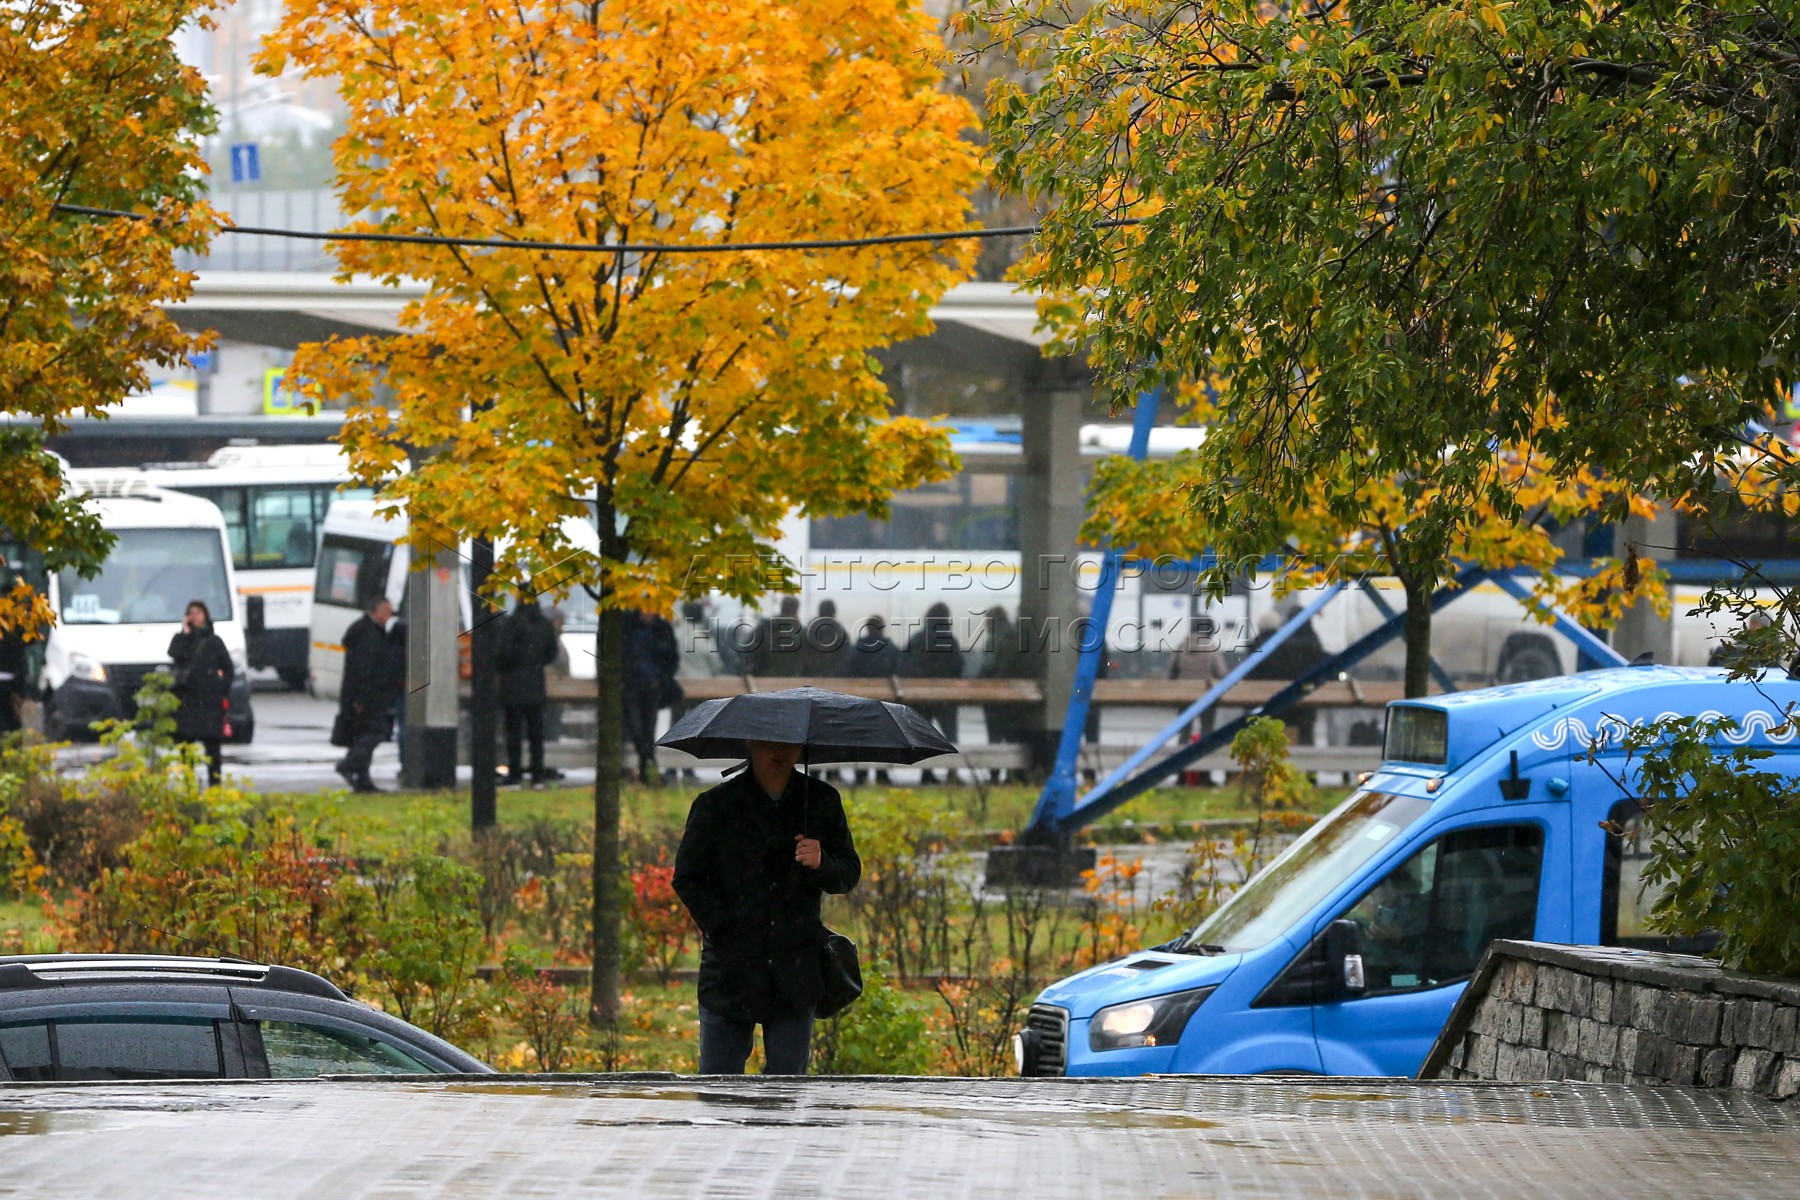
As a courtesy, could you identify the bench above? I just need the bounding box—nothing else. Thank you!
[519,674,1411,708]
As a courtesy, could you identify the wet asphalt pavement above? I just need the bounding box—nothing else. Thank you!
[1,1075,1795,1198]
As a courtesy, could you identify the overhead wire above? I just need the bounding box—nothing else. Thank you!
[52,203,1141,255]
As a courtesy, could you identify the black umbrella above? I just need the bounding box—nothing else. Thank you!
[656,685,956,765]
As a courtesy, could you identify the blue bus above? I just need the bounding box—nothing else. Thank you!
[1016,666,1796,1077]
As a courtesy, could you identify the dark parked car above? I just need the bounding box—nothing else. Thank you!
[0,955,491,1081]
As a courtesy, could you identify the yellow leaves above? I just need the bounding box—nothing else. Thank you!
[266,0,980,611]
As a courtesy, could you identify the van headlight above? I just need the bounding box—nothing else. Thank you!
[68,653,107,683]
[1088,987,1214,1052]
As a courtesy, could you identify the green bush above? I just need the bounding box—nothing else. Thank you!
[812,963,933,1075]
[1614,714,1800,976]
[43,710,493,1036]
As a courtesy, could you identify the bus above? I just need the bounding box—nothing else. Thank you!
[720,424,1747,686]
[141,445,376,689]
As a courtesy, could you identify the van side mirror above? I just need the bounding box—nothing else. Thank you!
[1324,919,1366,996]
[244,595,265,635]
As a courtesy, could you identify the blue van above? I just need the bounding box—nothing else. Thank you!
[1015,667,1799,1078]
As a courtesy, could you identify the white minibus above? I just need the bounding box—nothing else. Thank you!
[43,474,255,742]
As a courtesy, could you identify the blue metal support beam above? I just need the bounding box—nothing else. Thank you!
[1025,562,1636,838]
[1028,562,1500,839]
[1048,581,1348,829]
[1027,389,1159,838]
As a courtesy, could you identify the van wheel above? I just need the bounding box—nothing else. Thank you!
[1496,639,1560,683]
[277,667,309,691]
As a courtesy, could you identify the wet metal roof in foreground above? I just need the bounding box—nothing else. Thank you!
[1,1075,1795,1198]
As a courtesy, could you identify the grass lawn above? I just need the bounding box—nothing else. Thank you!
[280,777,1352,856]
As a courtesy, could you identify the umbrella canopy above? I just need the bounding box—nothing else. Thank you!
[656,686,956,765]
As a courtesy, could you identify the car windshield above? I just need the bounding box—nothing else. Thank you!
[58,527,231,625]
[1176,789,1433,954]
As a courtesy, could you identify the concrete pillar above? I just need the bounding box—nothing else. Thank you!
[402,536,461,789]
[1611,507,1679,665]
[1017,376,1096,771]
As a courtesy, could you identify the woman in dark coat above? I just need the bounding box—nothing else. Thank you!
[168,599,232,786]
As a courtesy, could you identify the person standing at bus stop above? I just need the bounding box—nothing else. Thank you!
[498,597,561,785]
[336,596,400,793]
[168,600,232,787]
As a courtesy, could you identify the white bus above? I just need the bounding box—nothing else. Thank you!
[41,474,255,742]
[141,445,376,689]
[711,424,1733,684]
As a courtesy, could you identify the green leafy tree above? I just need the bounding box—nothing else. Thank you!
[1608,715,1800,977]
[0,1,218,634]
[261,0,983,1022]
[966,0,1799,695]
[970,0,1798,510]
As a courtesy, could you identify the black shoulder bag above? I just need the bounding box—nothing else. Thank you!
[803,753,863,1018]
[818,931,864,1018]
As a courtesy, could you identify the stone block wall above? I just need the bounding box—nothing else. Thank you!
[1420,940,1800,1100]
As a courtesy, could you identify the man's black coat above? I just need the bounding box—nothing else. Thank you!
[339,614,401,720]
[673,768,860,1023]
[498,603,560,707]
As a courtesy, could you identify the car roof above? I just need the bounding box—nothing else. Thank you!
[0,954,348,1001]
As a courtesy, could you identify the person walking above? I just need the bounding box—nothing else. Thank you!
[168,600,232,787]
[336,596,401,793]
[673,738,861,1075]
[498,597,562,786]
[624,609,681,784]
[906,602,963,784]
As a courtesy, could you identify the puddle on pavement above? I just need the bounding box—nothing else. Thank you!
[0,1111,114,1137]
[0,1113,56,1137]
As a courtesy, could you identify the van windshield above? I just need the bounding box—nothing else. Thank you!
[58,528,232,626]
[1175,789,1432,954]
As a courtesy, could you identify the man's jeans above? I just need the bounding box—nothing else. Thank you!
[698,1005,814,1075]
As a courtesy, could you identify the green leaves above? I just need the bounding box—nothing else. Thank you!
[976,0,1800,516]
[1611,713,1800,976]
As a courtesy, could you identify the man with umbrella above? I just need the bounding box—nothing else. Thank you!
[664,686,952,1074]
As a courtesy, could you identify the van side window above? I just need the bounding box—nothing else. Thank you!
[1601,801,1719,954]
[1340,824,1543,994]
[314,536,393,609]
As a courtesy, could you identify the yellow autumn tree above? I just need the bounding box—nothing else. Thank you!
[0,2,218,635]
[260,0,983,1019]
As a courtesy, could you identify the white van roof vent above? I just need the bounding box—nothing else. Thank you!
[71,474,163,501]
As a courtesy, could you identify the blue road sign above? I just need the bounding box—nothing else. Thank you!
[229,143,261,184]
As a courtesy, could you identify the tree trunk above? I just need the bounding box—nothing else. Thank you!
[1402,573,1434,700]
[590,602,625,1024]
[469,536,497,832]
